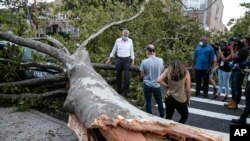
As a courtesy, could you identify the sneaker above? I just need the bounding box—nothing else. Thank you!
[232,118,246,125]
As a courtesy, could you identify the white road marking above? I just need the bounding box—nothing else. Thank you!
[190,97,245,109]
[155,104,249,123]
[188,108,250,123]
[191,83,245,92]
[191,88,246,100]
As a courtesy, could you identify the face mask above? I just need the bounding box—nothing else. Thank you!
[199,42,203,46]
[122,36,128,41]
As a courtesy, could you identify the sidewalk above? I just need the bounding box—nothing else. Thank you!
[0,107,77,141]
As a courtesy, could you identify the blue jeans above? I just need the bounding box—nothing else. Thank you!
[218,69,231,96]
[231,69,245,104]
[143,84,165,118]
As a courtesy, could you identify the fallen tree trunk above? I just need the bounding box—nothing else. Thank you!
[63,49,227,141]
[0,34,227,141]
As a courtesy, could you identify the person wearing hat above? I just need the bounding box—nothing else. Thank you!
[140,44,165,118]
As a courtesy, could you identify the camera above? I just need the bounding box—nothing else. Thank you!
[214,40,227,52]
[229,36,244,50]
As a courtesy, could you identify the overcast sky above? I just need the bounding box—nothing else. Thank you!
[222,0,249,27]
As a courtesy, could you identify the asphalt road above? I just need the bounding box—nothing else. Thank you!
[150,83,249,136]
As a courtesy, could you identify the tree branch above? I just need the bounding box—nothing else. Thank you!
[0,88,68,99]
[45,36,70,54]
[77,0,149,51]
[153,37,179,44]
[21,62,65,72]
[0,32,73,64]
[92,63,140,72]
[0,75,68,87]
[0,58,65,72]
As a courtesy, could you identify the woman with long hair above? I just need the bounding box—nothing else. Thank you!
[158,60,191,123]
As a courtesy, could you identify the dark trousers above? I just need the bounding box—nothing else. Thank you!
[195,69,209,96]
[231,69,245,104]
[241,81,250,120]
[115,57,131,95]
[143,84,165,118]
[165,95,188,123]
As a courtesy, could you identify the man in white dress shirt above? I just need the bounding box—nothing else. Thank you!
[106,29,135,97]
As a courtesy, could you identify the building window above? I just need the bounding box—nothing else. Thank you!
[183,0,206,10]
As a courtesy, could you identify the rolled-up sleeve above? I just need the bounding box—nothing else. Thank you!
[109,40,117,58]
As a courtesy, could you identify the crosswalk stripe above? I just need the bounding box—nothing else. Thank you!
[154,104,230,138]
[188,107,250,123]
[155,101,249,122]
[191,83,245,92]
[191,88,246,100]
[190,97,245,109]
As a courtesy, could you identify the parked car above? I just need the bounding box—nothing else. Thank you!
[0,40,61,80]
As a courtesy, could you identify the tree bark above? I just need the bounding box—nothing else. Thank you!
[0,32,227,141]
[63,48,227,141]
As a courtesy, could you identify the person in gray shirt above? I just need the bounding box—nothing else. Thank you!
[140,44,164,118]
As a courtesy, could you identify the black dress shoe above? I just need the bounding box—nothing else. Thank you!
[232,118,246,125]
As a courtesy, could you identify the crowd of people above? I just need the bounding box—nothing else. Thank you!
[107,29,250,125]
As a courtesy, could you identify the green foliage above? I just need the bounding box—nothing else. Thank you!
[59,0,205,103]
[12,96,66,118]
[230,2,250,37]
[129,81,144,106]
[15,97,39,111]
[0,4,28,35]
[1,0,211,109]
[52,33,77,54]
[81,1,203,67]
[0,44,22,82]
